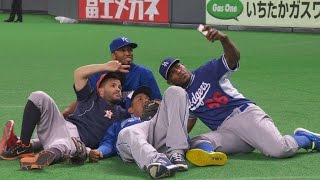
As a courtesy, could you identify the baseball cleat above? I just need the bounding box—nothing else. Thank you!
[0,140,34,160]
[169,153,188,171]
[20,150,56,170]
[186,149,227,166]
[68,137,87,165]
[294,128,320,151]
[0,120,18,154]
[147,153,178,179]
[0,120,15,154]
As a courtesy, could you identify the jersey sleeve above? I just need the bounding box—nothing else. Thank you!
[140,70,162,100]
[73,81,95,102]
[97,121,121,158]
[202,55,239,81]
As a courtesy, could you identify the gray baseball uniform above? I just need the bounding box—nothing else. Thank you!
[164,56,299,158]
[116,86,189,169]
[189,104,299,157]
[29,91,78,157]
[27,81,129,158]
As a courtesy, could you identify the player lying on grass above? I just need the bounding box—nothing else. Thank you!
[1,36,163,155]
[0,61,130,170]
[89,85,225,179]
[159,25,320,166]
[89,85,188,179]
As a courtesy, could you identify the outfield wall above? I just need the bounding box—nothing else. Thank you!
[0,0,319,33]
[48,0,78,19]
[0,0,47,12]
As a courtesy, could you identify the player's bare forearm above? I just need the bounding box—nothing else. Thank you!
[74,61,130,91]
[202,25,240,69]
[220,35,240,70]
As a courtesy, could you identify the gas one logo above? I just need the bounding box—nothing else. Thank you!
[207,0,244,21]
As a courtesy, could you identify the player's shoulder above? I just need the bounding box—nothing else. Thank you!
[132,63,153,74]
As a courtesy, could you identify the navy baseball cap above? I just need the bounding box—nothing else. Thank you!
[159,57,180,80]
[109,37,138,53]
[125,86,152,109]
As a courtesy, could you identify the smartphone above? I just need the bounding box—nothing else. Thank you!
[197,24,208,36]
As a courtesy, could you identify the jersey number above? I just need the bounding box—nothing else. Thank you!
[205,92,228,109]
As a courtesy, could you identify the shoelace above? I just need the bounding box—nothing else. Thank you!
[8,141,23,152]
[171,153,184,161]
[8,141,30,153]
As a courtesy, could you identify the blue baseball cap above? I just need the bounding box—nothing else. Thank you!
[109,37,138,53]
[159,57,180,80]
[124,86,152,109]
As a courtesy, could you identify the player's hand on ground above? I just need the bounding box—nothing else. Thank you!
[105,60,130,73]
[203,25,227,42]
[89,149,103,162]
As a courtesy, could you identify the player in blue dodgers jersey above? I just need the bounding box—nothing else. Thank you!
[0,61,130,170]
[62,36,161,117]
[159,25,320,166]
[89,85,191,179]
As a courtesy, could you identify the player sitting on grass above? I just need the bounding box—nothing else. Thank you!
[0,61,130,170]
[159,25,320,166]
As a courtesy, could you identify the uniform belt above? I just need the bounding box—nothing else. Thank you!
[239,103,249,112]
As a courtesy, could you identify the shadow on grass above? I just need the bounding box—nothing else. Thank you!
[227,150,315,161]
[53,156,149,179]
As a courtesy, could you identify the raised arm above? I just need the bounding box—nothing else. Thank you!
[203,25,240,70]
[74,61,130,91]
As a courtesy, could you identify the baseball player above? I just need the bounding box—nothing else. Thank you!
[0,61,130,170]
[159,25,320,166]
[88,86,151,161]
[1,36,163,154]
[117,85,190,179]
[62,36,162,117]
[89,85,190,179]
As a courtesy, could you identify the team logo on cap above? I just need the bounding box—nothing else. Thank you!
[121,37,129,42]
[162,62,169,67]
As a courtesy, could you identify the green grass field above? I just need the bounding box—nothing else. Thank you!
[1,13,320,179]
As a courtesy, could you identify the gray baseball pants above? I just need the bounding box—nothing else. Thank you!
[116,86,189,170]
[189,104,299,158]
[28,91,79,157]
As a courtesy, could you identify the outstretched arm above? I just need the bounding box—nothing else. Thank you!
[202,25,240,70]
[74,61,130,91]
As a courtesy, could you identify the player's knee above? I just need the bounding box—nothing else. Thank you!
[263,146,294,158]
[189,135,213,149]
[29,91,50,102]
[164,86,186,99]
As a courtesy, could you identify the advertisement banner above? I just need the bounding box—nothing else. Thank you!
[206,0,320,28]
[79,0,169,23]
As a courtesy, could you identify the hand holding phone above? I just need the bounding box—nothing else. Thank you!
[197,24,208,36]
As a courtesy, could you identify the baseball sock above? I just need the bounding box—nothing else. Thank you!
[293,135,312,149]
[196,141,215,152]
[47,147,63,163]
[20,100,41,145]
